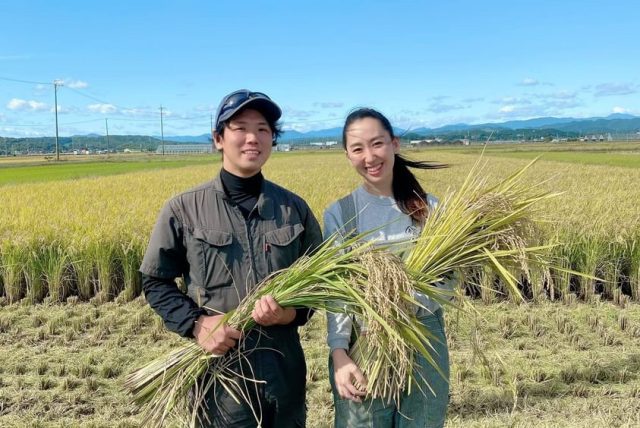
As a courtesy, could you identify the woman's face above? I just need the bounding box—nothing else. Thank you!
[344,117,399,195]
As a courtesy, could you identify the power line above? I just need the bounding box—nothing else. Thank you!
[2,122,53,127]
[63,85,116,106]
[0,76,51,85]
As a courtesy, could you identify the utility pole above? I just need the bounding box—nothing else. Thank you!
[105,118,110,157]
[160,105,165,155]
[53,80,62,160]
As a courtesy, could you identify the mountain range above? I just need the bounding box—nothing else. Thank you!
[161,114,640,143]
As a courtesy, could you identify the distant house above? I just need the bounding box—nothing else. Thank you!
[410,138,442,146]
[276,144,291,152]
[156,144,213,154]
[451,139,470,146]
[309,141,338,149]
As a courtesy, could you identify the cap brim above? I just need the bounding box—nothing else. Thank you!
[218,98,282,124]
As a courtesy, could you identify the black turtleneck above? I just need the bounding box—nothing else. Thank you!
[220,168,264,218]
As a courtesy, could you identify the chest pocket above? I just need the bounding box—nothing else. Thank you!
[191,228,234,293]
[264,223,305,273]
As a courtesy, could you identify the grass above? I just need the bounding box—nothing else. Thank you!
[483,151,640,168]
[0,298,638,427]
[433,140,640,168]
[0,155,218,186]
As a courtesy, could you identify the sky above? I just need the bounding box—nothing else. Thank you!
[0,0,639,137]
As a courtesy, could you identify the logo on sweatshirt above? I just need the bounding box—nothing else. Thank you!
[405,225,420,237]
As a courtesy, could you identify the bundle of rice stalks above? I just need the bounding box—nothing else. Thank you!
[127,156,557,426]
[125,234,394,427]
[406,156,555,296]
[346,250,435,405]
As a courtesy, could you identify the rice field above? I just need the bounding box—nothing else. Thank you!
[1,147,639,305]
[1,145,640,427]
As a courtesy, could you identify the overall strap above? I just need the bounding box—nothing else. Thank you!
[337,194,357,239]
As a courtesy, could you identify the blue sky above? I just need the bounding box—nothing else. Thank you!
[1,0,638,137]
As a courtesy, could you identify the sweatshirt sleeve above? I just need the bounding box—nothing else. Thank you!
[141,274,207,337]
[323,203,354,351]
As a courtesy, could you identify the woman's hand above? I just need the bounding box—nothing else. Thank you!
[252,295,296,326]
[193,314,242,355]
[332,348,367,402]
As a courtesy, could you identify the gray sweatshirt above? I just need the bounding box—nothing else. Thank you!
[323,185,454,352]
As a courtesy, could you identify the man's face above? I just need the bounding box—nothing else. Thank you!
[214,108,273,177]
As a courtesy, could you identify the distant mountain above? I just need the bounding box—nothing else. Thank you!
[4,114,638,154]
[409,114,639,136]
[552,117,640,133]
[124,114,640,143]
[281,127,342,141]
[163,134,210,143]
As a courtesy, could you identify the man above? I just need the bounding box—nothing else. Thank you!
[140,89,323,427]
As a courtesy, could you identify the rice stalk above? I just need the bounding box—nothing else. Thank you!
[24,242,47,304]
[0,240,27,303]
[627,233,640,301]
[70,239,98,300]
[41,243,71,302]
[119,237,145,302]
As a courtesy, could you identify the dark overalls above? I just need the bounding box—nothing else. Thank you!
[140,174,323,427]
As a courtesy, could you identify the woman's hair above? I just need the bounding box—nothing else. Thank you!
[342,107,448,223]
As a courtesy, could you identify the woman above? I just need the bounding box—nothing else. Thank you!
[324,108,451,428]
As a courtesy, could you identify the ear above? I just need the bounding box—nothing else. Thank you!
[213,131,223,151]
[392,137,400,154]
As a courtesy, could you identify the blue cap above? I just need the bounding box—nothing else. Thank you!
[214,89,282,131]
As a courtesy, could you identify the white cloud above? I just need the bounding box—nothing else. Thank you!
[495,104,546,118]
[282,107,317,120]
[427,103,466,113]
[312,102,344,109]
[121,107,156,118]
[547,90,576,100]
[519,78,539,86]
[493,96,531,105]
[612,106,630,114]
[194,104,216,112]
[62,79,89,89]
[594,82,637,97]
[51,105,74,114]
[88,103,118,114]
[7,98,48,112]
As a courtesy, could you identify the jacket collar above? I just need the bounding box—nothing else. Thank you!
[211,173,275,220]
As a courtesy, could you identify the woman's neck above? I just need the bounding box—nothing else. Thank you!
[362,180,393,197]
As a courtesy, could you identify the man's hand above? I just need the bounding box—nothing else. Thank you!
[251,295,296,326]
[193,314,242,355]
[332,348,367,402]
